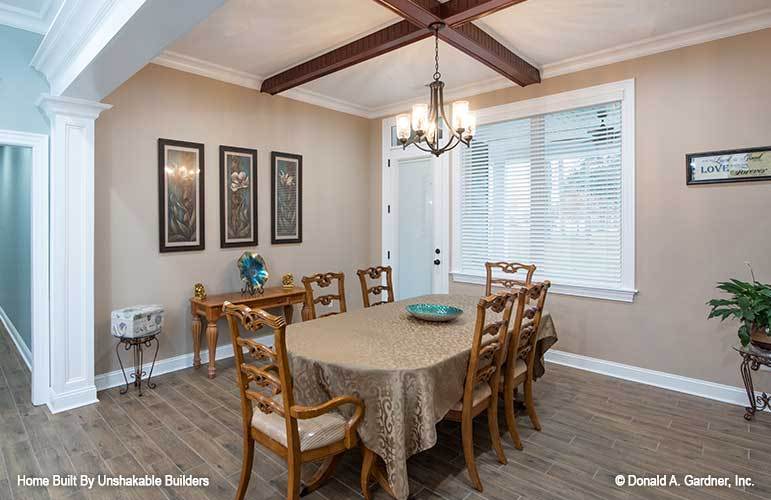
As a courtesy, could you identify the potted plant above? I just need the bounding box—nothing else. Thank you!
[708,264,771,349]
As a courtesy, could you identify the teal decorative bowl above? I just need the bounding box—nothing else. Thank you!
[406,304,463,322]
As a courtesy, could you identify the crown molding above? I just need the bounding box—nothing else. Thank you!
[152,51,263,91]
[0,0,60,34]
[148,9,771,120]
[541,8,771,79]
[31,0,145,96]
[36,94,112,119]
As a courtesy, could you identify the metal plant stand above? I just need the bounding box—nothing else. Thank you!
[735,344,771,420]
[116,334,160,396]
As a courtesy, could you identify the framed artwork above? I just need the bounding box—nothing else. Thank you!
[271,151,302,244]
[686,146,771,185]
[219,146,258,248]
[157,138,205,253]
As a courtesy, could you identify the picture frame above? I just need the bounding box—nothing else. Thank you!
[219,145,258,248]
[271,151,303,244]
[686,146,771,185]
[158,138,205,253]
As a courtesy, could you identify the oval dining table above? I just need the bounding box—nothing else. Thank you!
[285,293,557,500]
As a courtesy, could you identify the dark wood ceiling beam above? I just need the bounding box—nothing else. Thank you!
[441,22,540,86]
[260,20,429,95]
[440,0,527,27]
[374,0,540,86]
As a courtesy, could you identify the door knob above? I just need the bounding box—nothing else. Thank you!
[434,259,441,266]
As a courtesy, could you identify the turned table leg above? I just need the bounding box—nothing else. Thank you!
[283,304,294,324]
[206,321,218,379]
[192,315,202,369]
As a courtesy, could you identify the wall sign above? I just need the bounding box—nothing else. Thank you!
[686,146,771,185]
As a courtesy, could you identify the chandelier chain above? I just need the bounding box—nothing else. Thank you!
[433,24,441,81]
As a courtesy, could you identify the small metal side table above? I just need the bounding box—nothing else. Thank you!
[735,343,771,420]
[116,334,160,396]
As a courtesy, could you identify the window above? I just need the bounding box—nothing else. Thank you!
[452,80,636,301]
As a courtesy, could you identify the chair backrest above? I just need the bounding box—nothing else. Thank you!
[484,261,537,296]
[356,266,394,308]
[223,301,302,453]
[461,291,517,412]
[505,281,551,377]
[301,272,347,320]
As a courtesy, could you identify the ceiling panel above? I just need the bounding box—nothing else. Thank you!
[167,0,401,77]
[477,0,771,64]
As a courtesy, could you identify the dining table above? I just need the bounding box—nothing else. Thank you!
[285,293,558,500]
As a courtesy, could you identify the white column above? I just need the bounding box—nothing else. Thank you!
[37,95,112,413]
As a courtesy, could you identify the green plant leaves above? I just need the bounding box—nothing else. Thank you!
[708,277,771,344]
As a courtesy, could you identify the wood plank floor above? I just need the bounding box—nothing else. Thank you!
[2,323,771,500]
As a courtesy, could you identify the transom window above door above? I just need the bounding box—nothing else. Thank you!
[452,80,636,302]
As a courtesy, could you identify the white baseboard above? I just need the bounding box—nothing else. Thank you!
[0,305,32,371]
[544,349,755,409]
[48,385,98,414]
[94,335,275,392]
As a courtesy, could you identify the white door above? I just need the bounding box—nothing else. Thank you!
[382,119,449,300]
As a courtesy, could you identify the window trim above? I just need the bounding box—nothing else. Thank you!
[451,79,637,302]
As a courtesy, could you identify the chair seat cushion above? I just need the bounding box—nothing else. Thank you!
[451,382,492,411]
[500,359,528,385]
[251,395,347,451]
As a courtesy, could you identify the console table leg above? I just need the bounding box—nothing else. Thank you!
[283,304,294,324]
[192,315,202,369]
[206,321,218,379]
[740,356,756,420]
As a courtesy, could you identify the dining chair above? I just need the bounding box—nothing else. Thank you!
[442,291,517,492]
[484,261,537,295]
[301,271,347,321]
[356,266,394,308]
[223,301,365,500]
[501,281,551,450]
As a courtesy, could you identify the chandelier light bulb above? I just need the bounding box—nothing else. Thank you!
[463,114,476,141]
[452,101,469,132]
[396,114,411,141]
[412,104,428,134]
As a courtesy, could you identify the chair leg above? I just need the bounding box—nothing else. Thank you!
[461,412,483,491]
[301,455,340,495]
[236,436,254,500]
[524,377,542,431]
[504,382,523,450]
[487,399,508,465]
[287,458,302,500]
[360,447,376,500]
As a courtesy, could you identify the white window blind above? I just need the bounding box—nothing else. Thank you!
[456,100,629,294]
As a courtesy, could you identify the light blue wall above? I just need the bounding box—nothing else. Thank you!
[0,145,32,349]
[0,24,49,134]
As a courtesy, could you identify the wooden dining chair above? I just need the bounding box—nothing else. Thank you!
[356,266,394,308]
[501,281,551,450]
[301,272,347,321]
[442,291,517,492]
[484,261,537,295]
[223,301,365,500]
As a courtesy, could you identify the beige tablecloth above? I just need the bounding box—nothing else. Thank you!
[286,294,557,500]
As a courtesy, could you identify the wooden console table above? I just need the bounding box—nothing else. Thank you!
[190,286,306,378]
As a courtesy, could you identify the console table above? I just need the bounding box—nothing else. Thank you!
[190,286,306,378]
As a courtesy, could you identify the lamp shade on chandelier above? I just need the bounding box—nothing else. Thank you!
[395,23,476,157]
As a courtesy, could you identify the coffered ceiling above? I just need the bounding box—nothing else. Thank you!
[0,0,61,34]
[155,0,771,117]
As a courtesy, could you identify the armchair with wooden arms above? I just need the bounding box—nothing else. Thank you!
[223,301,364,500]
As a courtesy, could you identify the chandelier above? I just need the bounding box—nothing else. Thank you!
[395,22,476,157]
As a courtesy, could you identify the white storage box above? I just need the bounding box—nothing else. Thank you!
[111,305,164,339]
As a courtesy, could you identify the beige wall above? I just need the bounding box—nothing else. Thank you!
[374,28,771,388]
[94,64,374,375]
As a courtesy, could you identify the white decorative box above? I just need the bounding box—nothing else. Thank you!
[111,305,164,339]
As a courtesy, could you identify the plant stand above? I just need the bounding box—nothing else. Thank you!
[116,334,160,396]
[735,344,771,420]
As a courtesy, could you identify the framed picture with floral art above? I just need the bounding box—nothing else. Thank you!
[271,151,302,244]
[219,146,258,248]
[158,138,205,253]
